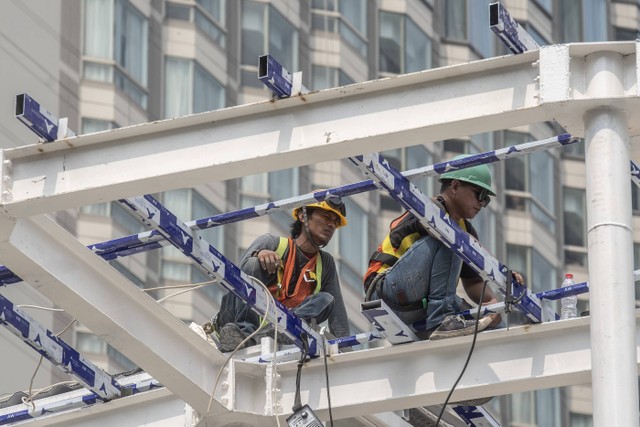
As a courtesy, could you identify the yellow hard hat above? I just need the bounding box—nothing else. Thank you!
[292,193,348,228]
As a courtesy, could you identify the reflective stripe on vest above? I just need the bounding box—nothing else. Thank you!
[272,237,323,308]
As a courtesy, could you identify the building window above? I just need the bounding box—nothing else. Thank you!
[241,1,298,88]
[81,118,117,135]
[525,23,549,46]
[311,0,367,56]
[76,331,137,371]
[240,169,300,231]
[164,57,225,118]
[564,187,587,266]
[614,26,640,40]
[560,0,608,42]
[111,261,145,288]
[511,391,536,426]
[444,0,494,58]
[536,388,561,426]
[504,132,556,233]
[506,243,559,324]
[160,189,224,300]
[379,12,432,75]
[83,0,149,108]
[570,412,593,427]
[534,0,552,13]
[381,144,434,206]
[507,244,556,294]
[562,138,585,158]
[474,207,497,255]
[532,249,556,294]
[632,182,640,212]
[79,201,145,235]
[338,199,368,292]
[312,65,354,90]
[165,0,226,48]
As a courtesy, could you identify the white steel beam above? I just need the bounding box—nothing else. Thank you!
[3,42,640,218]
[22,388,184,427]
[5,310,619,426]
[227,315,640,422]
[0,214,229,416]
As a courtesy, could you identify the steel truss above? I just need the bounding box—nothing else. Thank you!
[2,41,640,426]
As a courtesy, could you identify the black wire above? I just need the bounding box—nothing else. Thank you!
[292,332,309,412]
[435,281,488,427]
[322,333,334,426]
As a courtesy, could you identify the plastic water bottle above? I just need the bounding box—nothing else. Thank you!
[560,273,577,320]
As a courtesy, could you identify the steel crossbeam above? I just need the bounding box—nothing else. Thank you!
[0,214,229,416]
[0,372,161,425]
[350,153,544,322]
[0,293,121,401]
[7,43,640,221]
[0,133,578,286]
[118,195,324,357]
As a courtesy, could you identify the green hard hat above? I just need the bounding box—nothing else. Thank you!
[439,155,496,196]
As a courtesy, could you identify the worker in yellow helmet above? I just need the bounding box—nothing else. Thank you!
[212,193,349,352]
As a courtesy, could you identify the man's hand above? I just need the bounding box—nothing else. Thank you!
[481,297,502,328]
[512,270,526,286]
[256,249,282,274]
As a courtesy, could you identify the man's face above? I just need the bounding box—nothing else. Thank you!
[453,181,492,219]
[303,209,340,245]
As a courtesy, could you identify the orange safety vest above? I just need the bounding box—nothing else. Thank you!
[268,237,323,309]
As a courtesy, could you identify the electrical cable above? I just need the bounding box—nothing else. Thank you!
[292,332,310,412]
[206,276,282,427]
[22,356,43,410]
[21,318,76,410]
[143,279,217,292]
[16,305,65,312]
[321,329,334,427]
[435,281,488,427]
[155,280,216,303]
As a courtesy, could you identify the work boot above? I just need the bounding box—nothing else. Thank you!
[429,314,493,340]
[218,323,253,352]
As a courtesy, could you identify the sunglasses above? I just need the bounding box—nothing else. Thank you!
[325,195,346,216]
[467,185,491,207]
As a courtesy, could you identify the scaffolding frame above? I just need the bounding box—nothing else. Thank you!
[2,41,640,426]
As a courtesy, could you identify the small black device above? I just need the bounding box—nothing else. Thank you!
[286,404,323,427]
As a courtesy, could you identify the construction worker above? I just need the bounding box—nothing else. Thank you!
[213,195,350,352]
[364,155,524,340]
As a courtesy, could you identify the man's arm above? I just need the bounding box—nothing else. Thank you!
[320,254,350,338]
[239,234,281,283]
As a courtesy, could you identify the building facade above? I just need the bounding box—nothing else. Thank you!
[2,0,640,425]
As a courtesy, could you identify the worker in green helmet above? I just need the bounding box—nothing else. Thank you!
[364,155,525,341]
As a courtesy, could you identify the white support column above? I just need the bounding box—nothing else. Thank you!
[584,51,639,427]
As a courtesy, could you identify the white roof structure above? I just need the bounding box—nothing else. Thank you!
[1,41,639,426]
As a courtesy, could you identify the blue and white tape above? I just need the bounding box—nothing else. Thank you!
[350,152,543,322]
[118,195,324,357]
